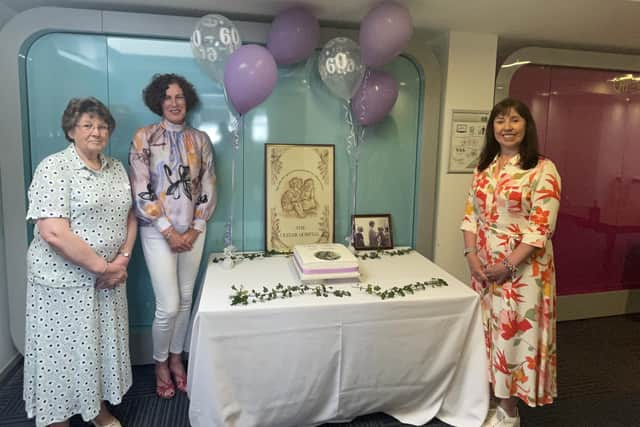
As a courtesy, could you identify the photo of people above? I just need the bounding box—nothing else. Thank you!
[351,214,393,250]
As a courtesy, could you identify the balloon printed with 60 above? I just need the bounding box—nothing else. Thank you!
[318,37,366,101]
[191,14,242,85]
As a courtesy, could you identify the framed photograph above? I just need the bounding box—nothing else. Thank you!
[265,144,335,253]
[351,214,393,250]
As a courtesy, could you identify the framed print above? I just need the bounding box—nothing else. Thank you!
[448,110,489,173]
[351,214,393,250]
[265,144,335,253]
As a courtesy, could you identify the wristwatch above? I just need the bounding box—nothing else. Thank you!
[463,247,476,257]
[118,251,130,258]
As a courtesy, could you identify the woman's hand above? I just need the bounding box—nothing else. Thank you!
[466,253,489,283]
[182,228,201,247]
[95,262,128,289]
[163,227,193,253]
[483,261,511,285]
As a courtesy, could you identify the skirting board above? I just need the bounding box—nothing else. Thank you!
[558,289,640,321]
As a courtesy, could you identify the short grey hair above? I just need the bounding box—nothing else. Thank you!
[61,97,116,142]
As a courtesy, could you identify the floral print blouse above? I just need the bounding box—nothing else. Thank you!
[129,120,217,233]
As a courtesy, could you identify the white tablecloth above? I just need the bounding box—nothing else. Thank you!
[188,251,488,427]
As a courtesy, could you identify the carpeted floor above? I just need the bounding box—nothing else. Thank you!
[1,314,639,426]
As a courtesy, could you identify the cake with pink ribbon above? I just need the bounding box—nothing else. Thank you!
[292,243,359,281]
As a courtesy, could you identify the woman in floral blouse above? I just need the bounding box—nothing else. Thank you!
[129,74,216,399]
[460,98,561,427]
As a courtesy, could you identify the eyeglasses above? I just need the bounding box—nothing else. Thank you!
[75,123,109,132]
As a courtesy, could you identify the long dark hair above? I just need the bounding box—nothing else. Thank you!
[477,98,540,171]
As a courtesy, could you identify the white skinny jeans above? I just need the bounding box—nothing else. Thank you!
[140,226,206,362]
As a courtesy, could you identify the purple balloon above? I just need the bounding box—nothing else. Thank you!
[359,1,413,68]
[267,7,320,66]
[351,69,399,126]
[224,44,278,115]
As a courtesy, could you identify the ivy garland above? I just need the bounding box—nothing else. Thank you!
[213,247,414,264]
[230,283,351,305]
[353,248,414,259]
[229,278,448,306]
[220,247,441,306]
[360,279,448,299]
[211,251,272,263]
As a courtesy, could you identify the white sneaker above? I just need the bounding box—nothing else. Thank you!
[481,407,499,427]
[494,405,520,427]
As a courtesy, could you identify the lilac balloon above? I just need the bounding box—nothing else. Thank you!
[359,1,413,68]
[224,44,278,115]
[267,7,320,66]
[351,69,399,126]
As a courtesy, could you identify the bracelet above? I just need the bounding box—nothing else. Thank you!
[502,258,517,280]
[463,247,477,257]
[100,259,109,274]
[162,228,174,240]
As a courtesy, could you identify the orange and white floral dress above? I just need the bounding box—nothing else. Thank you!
[460,154,561,407]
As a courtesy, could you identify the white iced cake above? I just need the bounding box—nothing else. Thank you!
[292,243,359,281]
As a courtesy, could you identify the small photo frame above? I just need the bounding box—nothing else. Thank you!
[351,214,393,250]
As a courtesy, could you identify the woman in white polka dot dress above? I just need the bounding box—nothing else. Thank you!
[23,97,137,427]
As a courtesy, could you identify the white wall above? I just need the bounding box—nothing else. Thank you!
[0,168,18,375]
[0,3,15,30]
[432,31,498,282]
[0,5,20,378]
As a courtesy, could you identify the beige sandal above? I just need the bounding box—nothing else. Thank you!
[91,417,122,427]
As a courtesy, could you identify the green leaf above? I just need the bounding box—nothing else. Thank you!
[524,308,537,321]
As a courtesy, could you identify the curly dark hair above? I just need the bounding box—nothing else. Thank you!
[142,73,200,116]
[477,98,540,171]
[61,97,115,142]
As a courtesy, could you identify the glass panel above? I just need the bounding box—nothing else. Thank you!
[510,64,640,295]
[25,33,424,327]
[26,33,109,170]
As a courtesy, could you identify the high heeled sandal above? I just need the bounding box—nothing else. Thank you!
[156,376,176,399]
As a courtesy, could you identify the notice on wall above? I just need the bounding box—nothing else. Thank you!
[448,110,489,173]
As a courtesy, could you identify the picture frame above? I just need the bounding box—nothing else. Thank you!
[265,144,335,253]
[351,214,393,250]
[448,109,490,173]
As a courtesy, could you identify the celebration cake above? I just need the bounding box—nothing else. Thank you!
[292,243,359,281]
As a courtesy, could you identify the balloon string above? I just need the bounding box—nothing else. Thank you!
[224,113,241,251]
[358,69,371,125]
[345,103,361,245]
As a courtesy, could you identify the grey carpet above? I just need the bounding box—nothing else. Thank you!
[1,314,639,426]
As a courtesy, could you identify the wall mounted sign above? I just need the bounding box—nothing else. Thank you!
[448,110,489,173]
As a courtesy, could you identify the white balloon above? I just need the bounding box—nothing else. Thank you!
[318,37,366,101]
[191,14,242,85]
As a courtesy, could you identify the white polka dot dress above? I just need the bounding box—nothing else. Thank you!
[23,144,133,426]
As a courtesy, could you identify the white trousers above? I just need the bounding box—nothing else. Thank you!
[140,226,206,362]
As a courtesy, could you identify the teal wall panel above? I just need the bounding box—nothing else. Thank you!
[105,37,240,326]
[24,33,424,328]
[26,33,109,171]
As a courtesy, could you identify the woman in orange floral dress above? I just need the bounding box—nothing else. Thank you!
[460,98,561,427]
